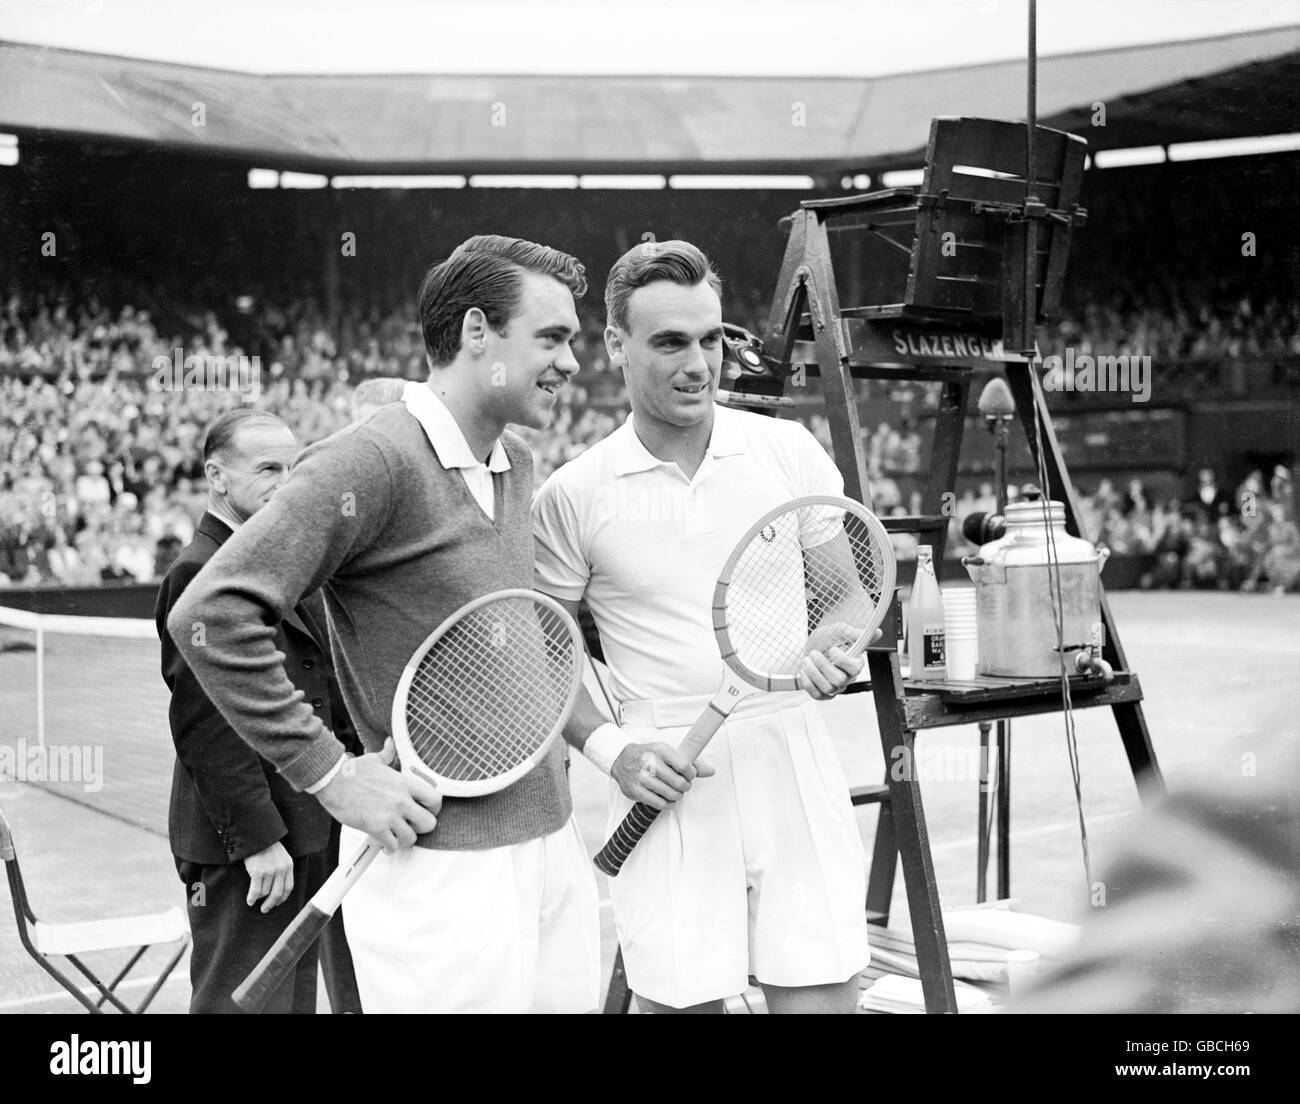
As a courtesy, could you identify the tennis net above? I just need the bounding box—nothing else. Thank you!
[0,604,171,836]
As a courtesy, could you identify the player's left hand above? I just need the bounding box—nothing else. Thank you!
[800,622,880,700]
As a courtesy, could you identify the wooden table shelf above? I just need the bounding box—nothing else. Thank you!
[902,671,1143,730]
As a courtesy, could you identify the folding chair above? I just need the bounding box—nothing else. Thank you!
[1,799,190,1013]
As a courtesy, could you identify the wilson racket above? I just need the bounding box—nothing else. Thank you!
[593,494,895,877]
[233,588,584,1013]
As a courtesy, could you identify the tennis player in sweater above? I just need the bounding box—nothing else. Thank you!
[169,236,600,1012]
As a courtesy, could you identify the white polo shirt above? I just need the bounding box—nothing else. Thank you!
[402,381,510,518]
[532,403,844,702]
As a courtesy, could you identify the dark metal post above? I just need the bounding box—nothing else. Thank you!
[976,720,992,902]
[993,418,1013,898]
[976,379,1015,901]
[994,0,1040,903]
[1023,0,1039,360]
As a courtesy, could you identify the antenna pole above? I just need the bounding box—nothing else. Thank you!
[1023,0,1039,358]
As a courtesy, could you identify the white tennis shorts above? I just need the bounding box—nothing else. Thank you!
[339,816,600,1013]
[608,693,870,1008]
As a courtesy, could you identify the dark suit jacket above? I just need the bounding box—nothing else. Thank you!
[157,512,359,866]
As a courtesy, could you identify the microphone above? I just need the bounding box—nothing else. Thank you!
[977,376,1015,422]
[962,511,1006,545]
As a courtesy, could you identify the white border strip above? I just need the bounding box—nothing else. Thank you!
[0,606,157,640]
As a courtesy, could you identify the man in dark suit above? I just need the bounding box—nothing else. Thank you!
[157,408,361,1014]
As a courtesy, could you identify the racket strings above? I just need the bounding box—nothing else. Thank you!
[410,616,565,761]
[408,619,565,777]
[727,504,890,677]
[404,599,577,783]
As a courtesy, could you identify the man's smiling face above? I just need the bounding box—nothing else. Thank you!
[609,279,724,431]
[478,269,582,431]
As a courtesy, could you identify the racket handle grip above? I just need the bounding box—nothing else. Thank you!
[232,902,335,1013]
[593,801,661,877]
[232,839,379,1013]
[593,688,734,877]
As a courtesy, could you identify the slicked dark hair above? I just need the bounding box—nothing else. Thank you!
[417,235,587,367]
[202,409,287,464]
[604,240,722,334]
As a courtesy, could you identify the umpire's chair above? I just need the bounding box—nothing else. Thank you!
[1,798,189,1013]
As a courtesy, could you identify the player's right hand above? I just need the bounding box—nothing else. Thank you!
[612,740,716,810]
[316,747,442,852]
[244,841,295,913]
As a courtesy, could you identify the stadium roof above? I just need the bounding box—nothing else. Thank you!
[1,26,1297,174]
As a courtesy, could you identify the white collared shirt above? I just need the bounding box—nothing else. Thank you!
[402,381,511,519]
[532,403,844,701]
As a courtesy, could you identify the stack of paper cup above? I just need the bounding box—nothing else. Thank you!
[943,587,978,680]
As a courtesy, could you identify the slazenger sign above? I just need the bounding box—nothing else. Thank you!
[833,320,1030,365]
[887,329,1013,361]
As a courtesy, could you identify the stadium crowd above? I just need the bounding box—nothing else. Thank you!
[1075,467,1300,593]
[1,275,1297,591]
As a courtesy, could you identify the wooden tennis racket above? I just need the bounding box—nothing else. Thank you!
[593,495,895,877]
[233,588,584,1013]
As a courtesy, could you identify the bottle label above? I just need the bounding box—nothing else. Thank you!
[923,627,946,669]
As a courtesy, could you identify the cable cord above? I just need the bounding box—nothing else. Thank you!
[1028,367,1092,890]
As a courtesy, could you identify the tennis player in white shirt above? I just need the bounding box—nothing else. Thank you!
[534,240,870,1013]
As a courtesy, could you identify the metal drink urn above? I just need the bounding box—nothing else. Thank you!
[961,489,1110,677]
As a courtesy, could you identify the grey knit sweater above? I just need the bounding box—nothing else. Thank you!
[168,404,571,850]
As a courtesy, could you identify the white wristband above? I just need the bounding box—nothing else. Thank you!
[581,722,635,776]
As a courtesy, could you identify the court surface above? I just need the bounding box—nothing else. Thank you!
[2,591,1296,1013]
